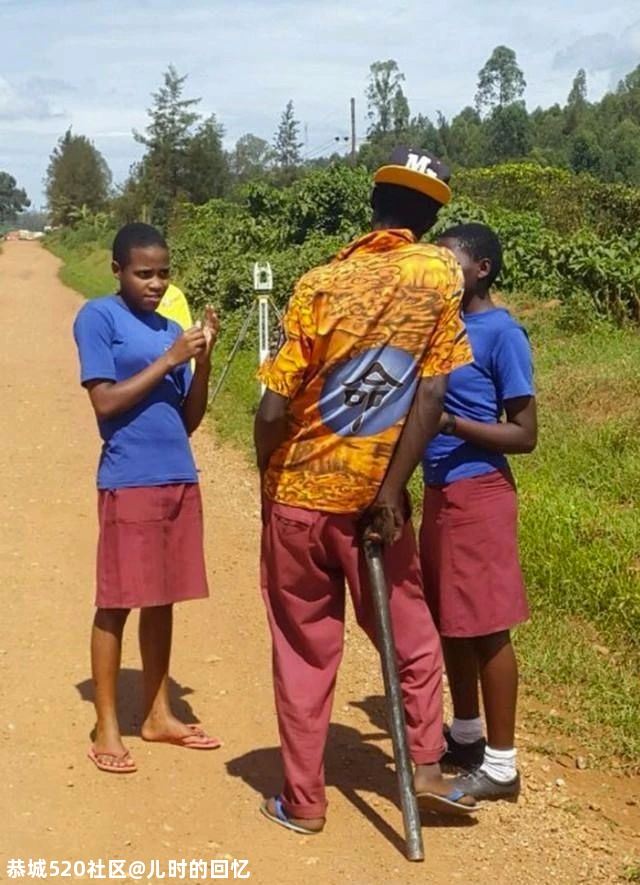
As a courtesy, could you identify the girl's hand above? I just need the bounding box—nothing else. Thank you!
[195,305,220,365]
[167,327,207,368]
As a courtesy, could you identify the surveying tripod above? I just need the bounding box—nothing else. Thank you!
[209,263,282,404]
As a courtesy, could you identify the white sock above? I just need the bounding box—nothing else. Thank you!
[480,746,517,783]
[450,717,484,745]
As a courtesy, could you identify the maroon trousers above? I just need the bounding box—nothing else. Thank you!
[260,499,445,819]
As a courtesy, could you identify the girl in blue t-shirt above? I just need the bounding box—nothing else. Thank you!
[73,223,221,773]
[420,223,537,802]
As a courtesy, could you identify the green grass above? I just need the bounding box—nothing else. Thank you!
[44,230,115,299]
[622,861,640,882]
[210,340,261,448]
[516,613,639,764]
[49,240,640,767]
[514,313,640,649]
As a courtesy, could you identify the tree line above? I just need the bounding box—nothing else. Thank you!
[4,45,640,229]
[359,50,640,183]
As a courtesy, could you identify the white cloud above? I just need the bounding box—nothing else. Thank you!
[2,0,639,205]
[553,19,640,86]
[0,76,70,122]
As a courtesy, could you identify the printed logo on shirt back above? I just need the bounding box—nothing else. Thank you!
[319,346,417,437]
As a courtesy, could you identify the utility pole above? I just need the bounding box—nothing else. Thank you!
[350,97,357,164]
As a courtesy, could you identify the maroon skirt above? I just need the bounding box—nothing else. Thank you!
[96,483,209,609]
[419,469,529,638]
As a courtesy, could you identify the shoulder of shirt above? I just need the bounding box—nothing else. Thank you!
[298,260,333,283]
[75,294,118,322]
[401,242,451,257]
[393,241,451,256]
[490,307,527,332]
[396,242,461,268]
[289,265,328,303]
[483,309,531,348]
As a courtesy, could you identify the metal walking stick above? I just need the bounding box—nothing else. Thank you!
[363,538,425,862]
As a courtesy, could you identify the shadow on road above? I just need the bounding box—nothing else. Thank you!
[75,667,201,737]
[226,693,477,858]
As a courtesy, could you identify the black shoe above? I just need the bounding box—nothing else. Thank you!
[452,768,521,802]
[441,727,486,772]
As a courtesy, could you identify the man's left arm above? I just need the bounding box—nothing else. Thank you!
[254,390,290,473]
[362,264,472,545]
[360,375,447,544]
[253,282,315,473]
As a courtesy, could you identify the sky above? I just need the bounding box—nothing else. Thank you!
[1,0,639,209]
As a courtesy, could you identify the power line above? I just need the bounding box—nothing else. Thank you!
[300,138,340,160]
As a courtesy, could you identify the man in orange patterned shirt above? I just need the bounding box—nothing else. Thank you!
[255,147,476,834]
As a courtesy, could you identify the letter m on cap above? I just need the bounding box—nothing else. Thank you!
[406,152,431,173]
[406,152,437,178]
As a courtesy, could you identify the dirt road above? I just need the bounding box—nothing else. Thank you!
[0,241,638,884]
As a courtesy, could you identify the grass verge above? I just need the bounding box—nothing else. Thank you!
[44,230,114,299]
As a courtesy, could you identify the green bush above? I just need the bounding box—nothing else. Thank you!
[456,162,640,237]
[168,169,366,315]
[168,164,640,324]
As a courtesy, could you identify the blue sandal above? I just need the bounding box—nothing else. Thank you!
[259,795,324,835]
[416,788,479,816]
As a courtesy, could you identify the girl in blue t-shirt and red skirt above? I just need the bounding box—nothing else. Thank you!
[420,223,537,801]
[73,223,221,773]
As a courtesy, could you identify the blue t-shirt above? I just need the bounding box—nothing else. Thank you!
[423,307,534,486]
[73,295,198,489]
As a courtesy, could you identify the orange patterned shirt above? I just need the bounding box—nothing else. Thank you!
[258,228,472,513]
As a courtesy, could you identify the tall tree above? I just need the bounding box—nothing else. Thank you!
[565,69,588,134]
[366,60,409,135]
[392,88,410,133]
[614,64,640,121]
[45,129,111,226]
[273,100,302,169]
[182,115,229,204]
[475,46,526,115]
[0,172,30,224]
[529,104,568,167]
[230,133,274,181]
[567,69,588,107]
[447,107,487,167]
[608,119,640,184]
[569,129,605,176]
[133,66,201,225]
[486,103,532,163]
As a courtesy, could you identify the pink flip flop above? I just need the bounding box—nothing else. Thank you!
[87,745,137,774]
[144,724,222,750]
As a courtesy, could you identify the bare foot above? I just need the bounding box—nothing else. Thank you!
[141,715,221,749]
[265,797,325,832]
